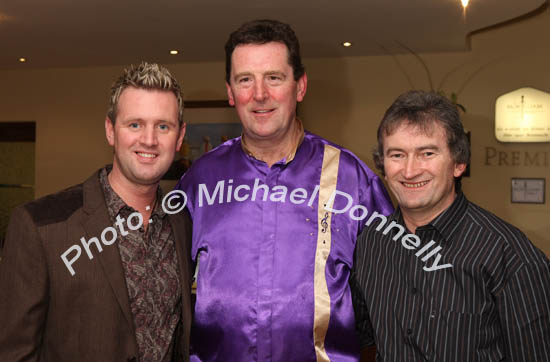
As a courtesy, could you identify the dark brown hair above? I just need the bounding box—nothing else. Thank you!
[225,19,305,83]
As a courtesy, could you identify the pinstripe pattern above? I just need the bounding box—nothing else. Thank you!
[351,192,550,361]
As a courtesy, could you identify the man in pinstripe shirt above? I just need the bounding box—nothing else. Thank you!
[351,90,550,361]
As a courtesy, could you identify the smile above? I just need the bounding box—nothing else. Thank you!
[253,109,274,114]
[402,180,429,188]
[136,152,157,158]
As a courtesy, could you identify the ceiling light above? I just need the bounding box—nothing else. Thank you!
[18,57,27,63]
[169,50,179,55]
[342,42,352,47]
[461,0,469,7]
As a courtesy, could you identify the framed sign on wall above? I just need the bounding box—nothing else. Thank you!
[495,87,550,143]
[511,178,545,204]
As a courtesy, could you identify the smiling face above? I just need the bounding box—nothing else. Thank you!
[383,121,466,221]
[226,42,307,144]
[105,87,184,188]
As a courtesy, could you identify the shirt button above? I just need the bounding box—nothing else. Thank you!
[407,328,412,335]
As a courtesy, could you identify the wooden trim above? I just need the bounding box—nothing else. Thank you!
[0,122,35,142]
[183,100,231,109]
[466,1,549,49]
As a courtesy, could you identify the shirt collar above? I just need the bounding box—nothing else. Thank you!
[240,119,305,165]
[426,191,469,239]
[394,191,469,240]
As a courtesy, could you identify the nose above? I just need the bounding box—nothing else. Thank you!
[140,125,158,147]
[403,156,422,179]
[253,79,268,102]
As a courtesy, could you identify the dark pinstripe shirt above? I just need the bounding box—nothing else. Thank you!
[351,192,550,361]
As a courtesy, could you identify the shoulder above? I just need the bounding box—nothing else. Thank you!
[22,183,84,227]
[183,137,242,176]
[303,131,379,179]
[464,199,547,265]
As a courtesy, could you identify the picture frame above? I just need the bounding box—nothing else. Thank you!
[163,100,241,180]
[511,178,545,204]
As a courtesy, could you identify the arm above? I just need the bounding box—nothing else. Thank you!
[0,206,49,361]
[349,260,376,355]
[497,261,550,361]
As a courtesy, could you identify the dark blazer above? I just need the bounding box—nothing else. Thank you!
[0,170,193,362]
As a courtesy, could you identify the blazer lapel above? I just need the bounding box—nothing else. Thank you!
[81,171,135,332]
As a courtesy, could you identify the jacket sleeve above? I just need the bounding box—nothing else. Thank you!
[0,205,49,361]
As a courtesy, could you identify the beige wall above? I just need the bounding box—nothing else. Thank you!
[1,10,549,255]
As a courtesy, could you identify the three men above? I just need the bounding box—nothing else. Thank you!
[352,90,550,361]
[176,19,393,361]
[0,62,193,362]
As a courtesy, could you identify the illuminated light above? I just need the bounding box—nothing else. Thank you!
[342,41,352,47]
[19,57,27,63]
[495,87,550,143]
[169,50,179,55]
[461,0,469,7]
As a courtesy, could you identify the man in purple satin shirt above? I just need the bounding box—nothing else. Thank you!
[176,19,394,361]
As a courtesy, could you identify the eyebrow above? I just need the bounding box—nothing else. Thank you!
[385,145,441,154]
[233,71,253,80]
[233,70,286,80]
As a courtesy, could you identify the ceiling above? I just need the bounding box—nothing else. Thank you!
[0,0,547,70]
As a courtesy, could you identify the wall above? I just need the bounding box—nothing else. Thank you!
[0,9,549,255]
[300,9,550,256]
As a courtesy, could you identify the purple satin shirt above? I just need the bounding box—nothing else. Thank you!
[176,132,393,361]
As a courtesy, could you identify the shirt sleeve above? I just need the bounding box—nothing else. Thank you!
[497,260,550,361]
[0,206,49,361]
[350,233,376,349]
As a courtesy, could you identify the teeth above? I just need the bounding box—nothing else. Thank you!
[255,110,271,113]
[137,152,156,158]
[403,181,429,188]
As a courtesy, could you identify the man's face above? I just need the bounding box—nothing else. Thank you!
[226,42,307,143]
[383,121,466,218]
[105,87,184,187]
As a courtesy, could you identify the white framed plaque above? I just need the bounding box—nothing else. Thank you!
[511,178,545,204]
[495,87,550,142]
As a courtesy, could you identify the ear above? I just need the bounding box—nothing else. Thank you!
[175,123,186,152]
[453,163,467,178]
[296,72,307,102]
[226,82,235,106]
[105,117,115,146]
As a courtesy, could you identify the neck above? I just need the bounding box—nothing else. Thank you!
[107,166,158,224]
[244,119,301,167]
[401,192,457,233]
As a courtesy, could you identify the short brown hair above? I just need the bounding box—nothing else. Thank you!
[107,62,183,125]
[225,19,305,83]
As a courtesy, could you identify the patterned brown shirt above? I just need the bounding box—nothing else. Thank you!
[100,168,181,362]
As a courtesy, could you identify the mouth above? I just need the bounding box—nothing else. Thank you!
[135,152,158,159]
[401,180,430,188]
[252,108,275,114]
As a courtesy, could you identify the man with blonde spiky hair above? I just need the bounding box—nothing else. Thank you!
[0,62,193,362]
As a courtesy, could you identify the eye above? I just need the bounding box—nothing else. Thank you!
[422,151,435,157]
[267,74,284,84]
[159,124,169,131]
[388,152,404,159]
[238,76,251,84]
[129,122,139,129]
